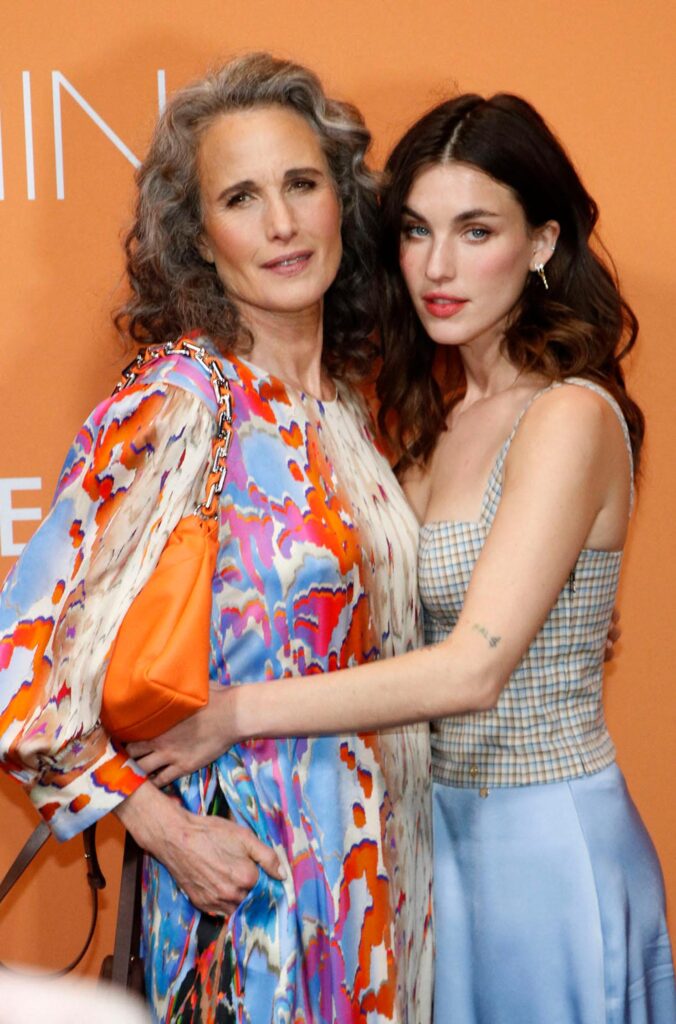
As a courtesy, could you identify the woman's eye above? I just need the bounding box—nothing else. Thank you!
[465,227,490,241]
[226,191,251,208]
[402,223,429,239]
[288,178,316,193]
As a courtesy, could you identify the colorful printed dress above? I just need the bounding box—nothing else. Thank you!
[0,337,433,1024]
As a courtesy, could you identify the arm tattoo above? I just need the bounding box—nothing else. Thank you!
[472,623,501,649]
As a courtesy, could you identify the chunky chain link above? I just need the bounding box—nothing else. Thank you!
[114,338,233,520]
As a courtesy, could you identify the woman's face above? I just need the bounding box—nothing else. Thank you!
[197,105,343,323]
[399,161,557,353]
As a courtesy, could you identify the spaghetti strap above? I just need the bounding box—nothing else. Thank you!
[487,383,556,499]
[490,377,634,516]
[558,377,634,513]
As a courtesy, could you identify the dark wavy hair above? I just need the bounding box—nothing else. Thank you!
[115,53,379,382]
[377,93,644,472]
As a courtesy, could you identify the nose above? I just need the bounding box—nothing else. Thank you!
[265,193,297,242]
[425,237,455,282]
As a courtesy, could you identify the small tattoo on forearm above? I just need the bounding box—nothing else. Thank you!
[472,623,501,648]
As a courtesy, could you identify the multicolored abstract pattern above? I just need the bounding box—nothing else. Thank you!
[0,338,433,1022]
[0,360,217,837]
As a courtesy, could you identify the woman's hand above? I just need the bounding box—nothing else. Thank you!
[115,784,284,916]
[127,688,239,788]
[604,607,621,662]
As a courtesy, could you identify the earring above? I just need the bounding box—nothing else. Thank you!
[534,263,549,290]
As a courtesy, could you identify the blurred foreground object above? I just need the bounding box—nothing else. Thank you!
[0,970,150,1023]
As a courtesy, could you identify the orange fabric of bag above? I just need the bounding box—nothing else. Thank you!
[101,514,218,742]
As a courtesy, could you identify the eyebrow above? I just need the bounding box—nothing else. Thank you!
[217,179,256,202]
[216,166,325,203]
[402,204,501,224]
[284,166,324,180]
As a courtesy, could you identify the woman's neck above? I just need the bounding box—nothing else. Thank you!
[239,303,331,399]
[457,332,543,406]
[459,335,517,400]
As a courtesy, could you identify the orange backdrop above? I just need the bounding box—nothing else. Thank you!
[0,0,674,973]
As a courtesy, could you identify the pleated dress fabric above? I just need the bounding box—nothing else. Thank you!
[420,379,675,1024]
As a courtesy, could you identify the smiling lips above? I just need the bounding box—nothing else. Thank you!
[422,293,468,318]
[262,250,313,276]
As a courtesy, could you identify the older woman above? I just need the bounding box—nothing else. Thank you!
[141,93,676,1021]
[0,56,432,1022]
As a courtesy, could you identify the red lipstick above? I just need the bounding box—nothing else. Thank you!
[422,293,467,318]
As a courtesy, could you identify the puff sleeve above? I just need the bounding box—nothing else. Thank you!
[0,376,214,840]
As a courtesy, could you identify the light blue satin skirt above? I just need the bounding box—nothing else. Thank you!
[432,764,675,1023]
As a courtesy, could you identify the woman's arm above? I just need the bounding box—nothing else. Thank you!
[131,385,630,784]
[0,376,282,906]
[0,381,211,838]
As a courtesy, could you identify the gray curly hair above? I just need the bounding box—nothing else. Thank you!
[115,52,380,381]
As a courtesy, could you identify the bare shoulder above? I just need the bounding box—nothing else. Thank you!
[503,381,631,503]
[528,381,616,426]
[513,382,624,457]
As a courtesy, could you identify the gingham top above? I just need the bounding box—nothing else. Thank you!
[420,378,634,789]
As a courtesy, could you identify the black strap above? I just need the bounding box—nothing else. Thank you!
[108,830,144,988]
[0,821,106,974]
[0,820,51,903]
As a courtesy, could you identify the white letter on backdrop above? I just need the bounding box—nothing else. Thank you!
[0,478,42,558]
[0,111,4,201]
[22,71,36,200]
[52,71,141,200]
[157,70,166,113]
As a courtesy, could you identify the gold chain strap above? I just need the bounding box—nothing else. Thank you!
[114,339,233,520]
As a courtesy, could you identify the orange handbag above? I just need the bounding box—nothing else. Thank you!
[100,340,233,743]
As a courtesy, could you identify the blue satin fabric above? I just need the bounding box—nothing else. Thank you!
[432,764,675,1023]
